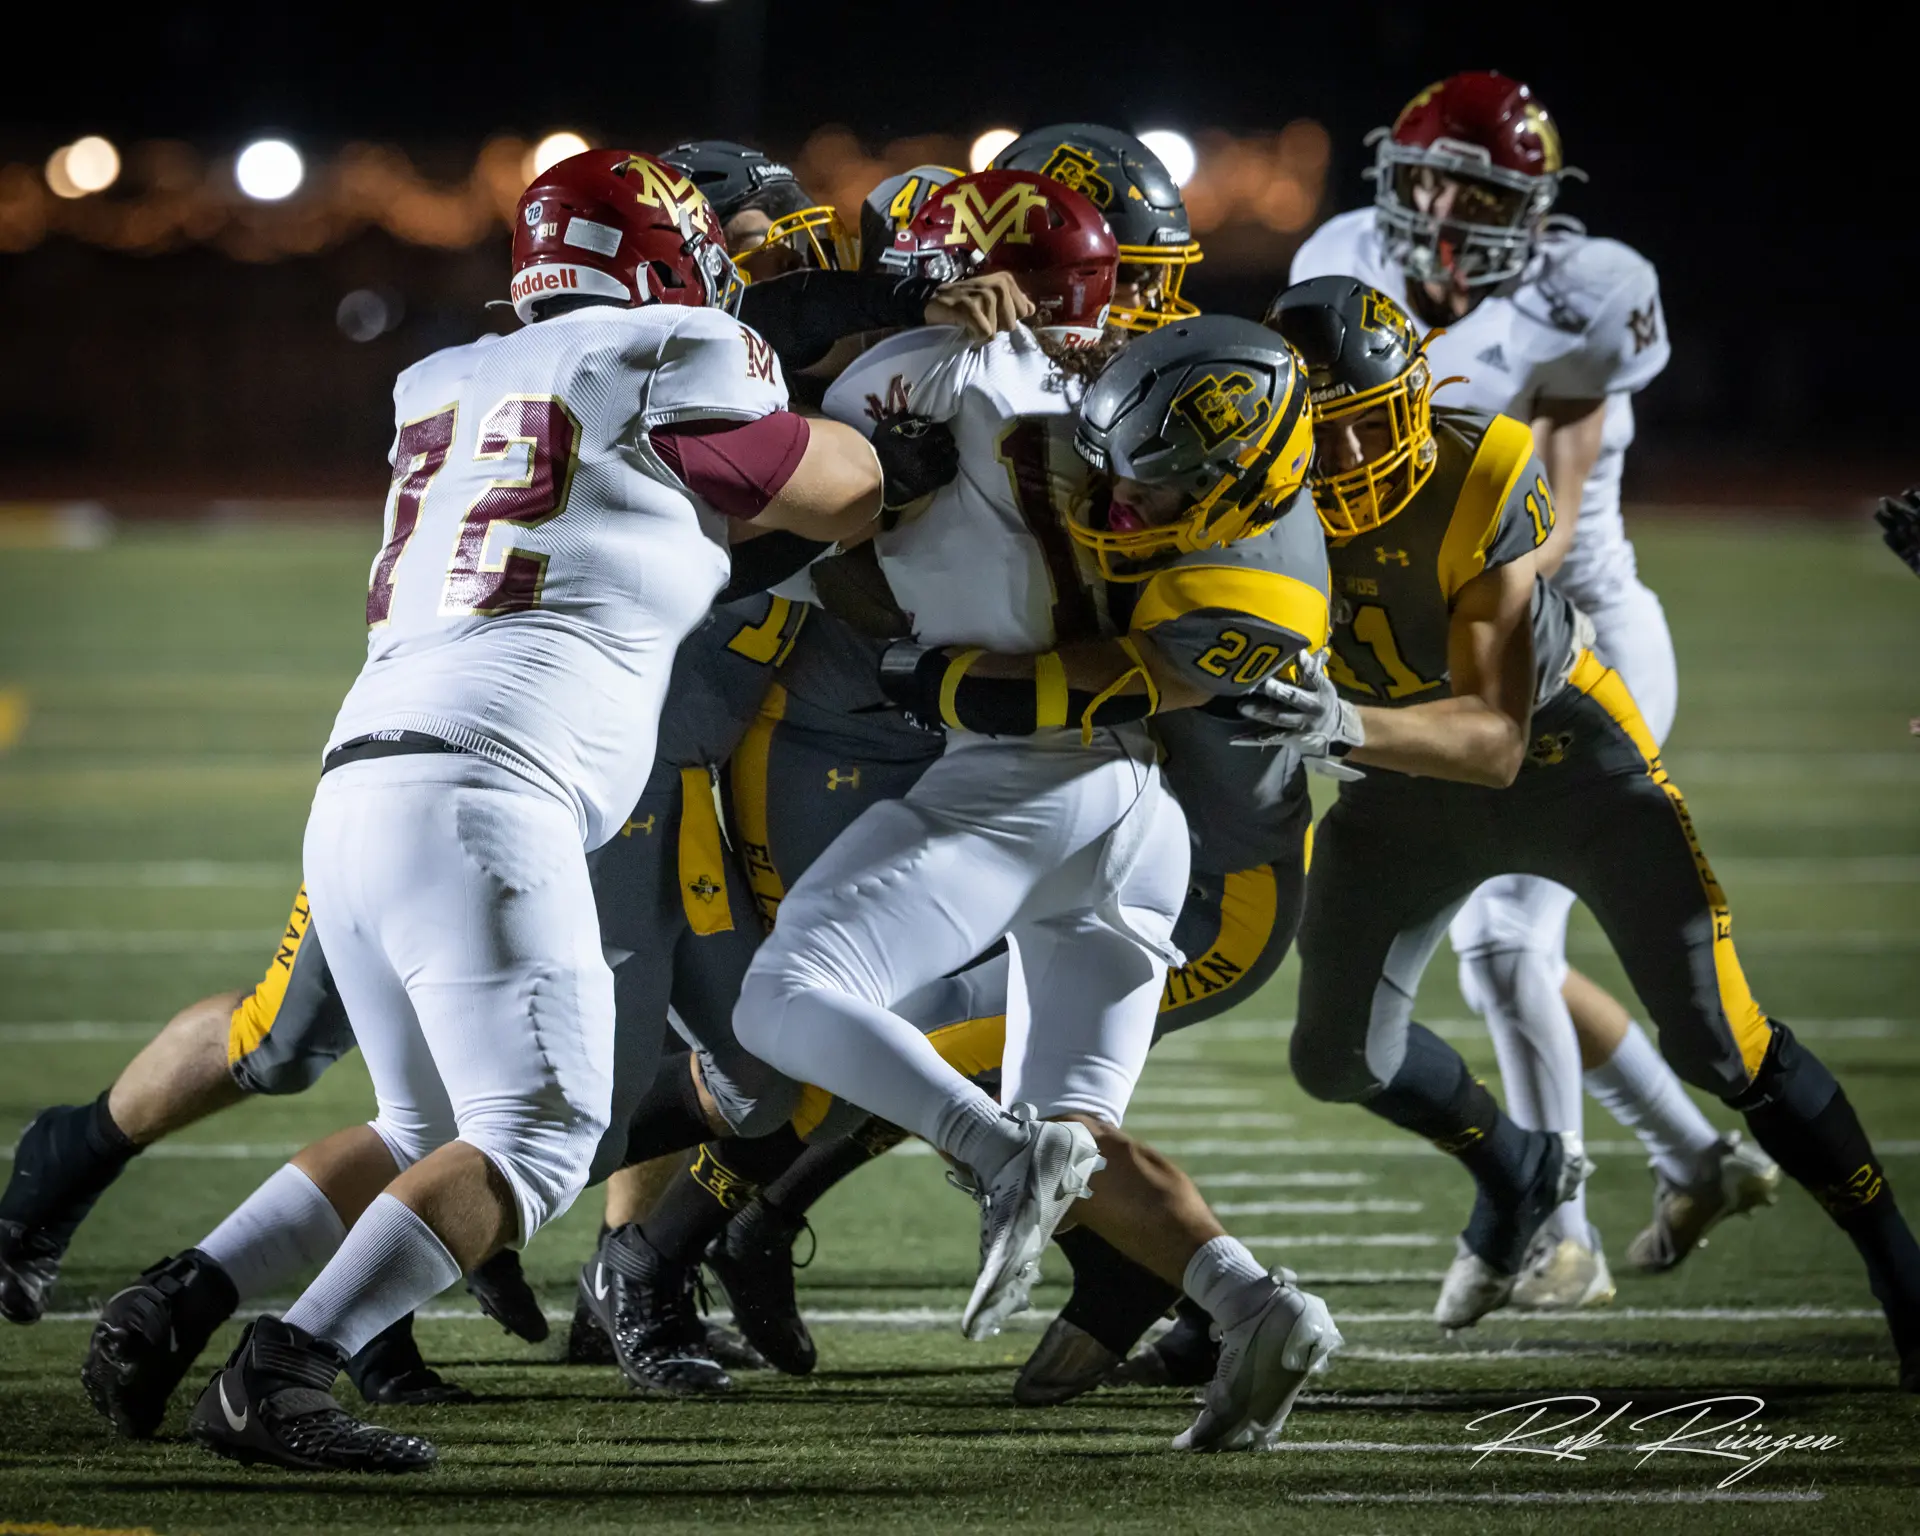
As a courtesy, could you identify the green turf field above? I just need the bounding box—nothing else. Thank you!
[0,518,1916,1535]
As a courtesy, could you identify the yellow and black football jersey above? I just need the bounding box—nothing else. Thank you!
[1321,406,1578,711]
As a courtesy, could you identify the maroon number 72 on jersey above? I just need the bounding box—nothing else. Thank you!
[366,395,582,627]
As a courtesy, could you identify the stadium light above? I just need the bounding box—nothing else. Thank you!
[968,128,1018,173]
[529,131,589,180]
[1138,129,1196,188]
[235,139,304,201]
[47,136,121,198]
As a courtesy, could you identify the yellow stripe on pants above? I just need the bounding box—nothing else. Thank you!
[228,885,313,1066]
[1569,649,1772,1077]
[678,766,735,936]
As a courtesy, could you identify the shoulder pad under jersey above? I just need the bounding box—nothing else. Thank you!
[1519,233,1669,398]
[1130,490,1332,696]
[1430,408,1555,599]
[1288,208,1386,287]
[637,305,789,429]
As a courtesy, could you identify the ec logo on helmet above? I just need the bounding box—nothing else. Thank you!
[1038,144,1114,209]
[1171,371,1272,452]
[1360,290,1414,348]
[940,182,1051,253]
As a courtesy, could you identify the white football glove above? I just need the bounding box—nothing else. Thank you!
[1234,651,1366,780]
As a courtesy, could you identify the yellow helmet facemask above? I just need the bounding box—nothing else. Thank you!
[1069,403,1315,582]
[1307,351,1441,537]
[1109,240,1205,333]
[734,205,858,280]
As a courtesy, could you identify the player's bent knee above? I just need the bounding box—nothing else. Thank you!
[459,1103,610,1242]
[700,1053,802,1138]
[1288,1023,1374,1104]
[1457,947,1568,1033]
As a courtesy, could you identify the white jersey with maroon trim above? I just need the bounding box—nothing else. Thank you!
[822,324,1095,654]
[1290,209,1668,612]
[326,302,788,848]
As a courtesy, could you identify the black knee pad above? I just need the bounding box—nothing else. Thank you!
[1288,1022,1372,1104]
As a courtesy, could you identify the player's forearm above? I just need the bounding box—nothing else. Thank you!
[1530,398,1606,578]
[1348,695,1529,787]
[750,420,884,544]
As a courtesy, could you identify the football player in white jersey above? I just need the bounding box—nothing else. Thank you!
[731,171,1341,1450]
[93,150,900,1475]
[1290,72,1779,1307]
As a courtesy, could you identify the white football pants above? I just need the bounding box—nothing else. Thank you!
[1449,577,1680,1198]
[734,728,1190,1140]
[303,753,614,1245]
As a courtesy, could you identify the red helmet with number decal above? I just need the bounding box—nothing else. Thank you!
[880,169,1117,343]
[1367,72,1580,289]
[510,150,745,324]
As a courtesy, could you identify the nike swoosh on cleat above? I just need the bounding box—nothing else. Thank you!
[218,1377,248,1433]
[593,1264,611,1302]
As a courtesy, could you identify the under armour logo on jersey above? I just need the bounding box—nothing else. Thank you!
[826,768,861,791]
[1629,302,1661,354]
[1527,730,1575,766]
[687,874,722,903]
[1374,547,1409,566]
[620,814,656,838]
[1475,343,1510,371]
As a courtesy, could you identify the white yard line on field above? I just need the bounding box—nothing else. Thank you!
[1194,1170,1375,1188]
[1290,1491,1824,1505]
[1245,1232,1442,1248]
[1126,1112,1294,1130]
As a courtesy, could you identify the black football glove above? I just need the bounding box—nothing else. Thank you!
[1874,486,1920,576]
[871,413,958,530]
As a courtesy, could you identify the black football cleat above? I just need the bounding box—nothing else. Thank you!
[579,1224,732,1396]
[565,1297,616,1366]
[346,1313,475,1406]
[0,1219,63,1325]
[706,1198,817,1376]
[82,1248,238,1439]
[705,1320,770,1372]
[1109,1298,1220,1389]
[463,1247,549,1344]
[189,1315,436,1472]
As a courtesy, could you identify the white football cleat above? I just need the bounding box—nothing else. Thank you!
[962,1108,1103,1342]
[1626,1133,1782,1273]
[1511,1225,1616,1311]
[1175,1270,1341,1452]
[1434,1240,1517,1329]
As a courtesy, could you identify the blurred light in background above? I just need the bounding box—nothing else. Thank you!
[335,288,405,342]
[528,132,589,181]
[45,136,121,198]
[1138,130,1195,188]
[235,139,304,201]
[968,128,1017,172]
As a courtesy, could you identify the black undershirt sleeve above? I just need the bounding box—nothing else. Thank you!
[739,270,944,371]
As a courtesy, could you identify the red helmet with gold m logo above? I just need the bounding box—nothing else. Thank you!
[510,149,744,324]
[1366,71,1580,289]
[881,169,1117,342]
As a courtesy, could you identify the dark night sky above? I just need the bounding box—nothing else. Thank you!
[5,3,1915,468]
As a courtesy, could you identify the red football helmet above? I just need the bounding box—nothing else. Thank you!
[881,169,1117,340]
[510,150,745,324]
[1367,72,1579,288]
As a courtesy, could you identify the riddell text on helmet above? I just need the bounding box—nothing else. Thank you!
[509,267,584,304]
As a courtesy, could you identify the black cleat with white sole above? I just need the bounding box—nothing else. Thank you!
[579,1224,732,1396]
[189,1315,436,1473]
[345,1313,475,1406]
[82,1248,238,1439]
[1110,1297,1220,1390]
[463,1246,549,1344]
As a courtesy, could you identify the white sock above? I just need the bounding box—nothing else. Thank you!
[281,1193,461,1359]
[1584,1020,1721,1185]
[939,1094,1027,1183]
[1183,1235,1274,1332]
[197,1163,347,1303]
